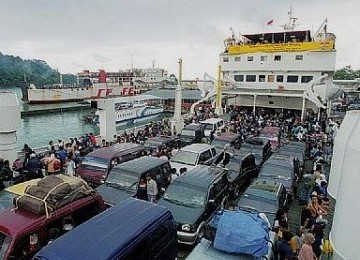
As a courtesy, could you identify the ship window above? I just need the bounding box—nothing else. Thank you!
[295,55,304,61]
[268,75,275,82]
[247,56,254,61]
[246,75,256,82]
[287,75,299,83]
[259,75,266,82]
[223,57,229,62]
[234,75,244,82]
[301,76,313,83]
[261,56,268,62]
[276,75,284,82]
[274,55,281,61]
[235,56,241,62]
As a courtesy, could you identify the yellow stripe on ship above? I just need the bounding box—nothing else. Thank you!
[227,40,335,54]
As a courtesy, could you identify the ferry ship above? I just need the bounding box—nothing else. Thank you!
[21,67,168,104]
[94,94,164,125]
[220,8,340,117]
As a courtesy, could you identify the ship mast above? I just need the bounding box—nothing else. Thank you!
[281,6,298,31]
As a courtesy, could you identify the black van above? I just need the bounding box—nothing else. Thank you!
[34,198,177,260]
[239,137,272,166]
[180,123,205,146]
[96,156,172,206]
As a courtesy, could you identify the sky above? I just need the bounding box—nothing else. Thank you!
[0,0,359,79]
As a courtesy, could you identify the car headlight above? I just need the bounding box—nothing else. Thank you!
[182,224,191,232]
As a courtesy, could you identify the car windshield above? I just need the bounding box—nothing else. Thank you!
[106,170,139,190]
[0,232,11,260]
[163,183,205,207]
[203,124,213,130]
[181,129,195,137]
[211,139,228,149]
[144,140,162,148]
[0,190,17,210]
[81,156,109,169]
[171,150,199,166]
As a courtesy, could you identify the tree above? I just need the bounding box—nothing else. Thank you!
[0,52,76,87]
[334,66,360,80]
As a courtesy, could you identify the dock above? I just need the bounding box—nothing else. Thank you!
[20,103,92,117]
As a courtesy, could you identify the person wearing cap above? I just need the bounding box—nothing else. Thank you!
[298,233,317,260]
[25,153,43,179]
[146,174,158,203]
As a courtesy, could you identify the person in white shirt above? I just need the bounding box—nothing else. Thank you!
[65,155,76,177]
[146,174,158,203]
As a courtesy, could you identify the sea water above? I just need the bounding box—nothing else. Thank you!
[1,87,167,149]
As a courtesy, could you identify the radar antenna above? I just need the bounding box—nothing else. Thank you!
[281,6,299,31]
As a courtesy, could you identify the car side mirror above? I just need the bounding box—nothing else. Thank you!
[207,199,216,210]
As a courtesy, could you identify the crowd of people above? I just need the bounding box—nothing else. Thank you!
[0,106,340,259]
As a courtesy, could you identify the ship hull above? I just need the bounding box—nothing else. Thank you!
[25,83,132,104]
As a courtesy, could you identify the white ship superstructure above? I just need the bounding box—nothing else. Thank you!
[220,9,339,114]
[23,67,168,104]
[95,94,164,125]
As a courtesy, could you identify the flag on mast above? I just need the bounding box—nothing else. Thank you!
[267,19,274,26]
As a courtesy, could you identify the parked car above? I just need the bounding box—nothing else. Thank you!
[200,118,225,137]
[180,123,205,146]
[237,178,288,227]
[0,191,106,259]
[0,178,41,211]
[278,144,305,166]
[258,154,299,200]
[34,198,177,260]
[76,143,147,186]
[347,103,360,110]
[170,143,217,174]
[189,210,276,260]
[157,165,229,245]
[96,156,172,206]
[211,132,242,153]
[259,126,281,151]
[239,137,272,166]
[226,153,258,199]
[144,135,178,150]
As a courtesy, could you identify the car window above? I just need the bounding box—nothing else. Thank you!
[199,150,212,163]
[171,150,198,166]
[10,233,41,260]
[149,167,164,183]
[0,232,11,260]
[162,163,172,178]
[122,238,149,260]
[72,200,103,226]
[211,148,217,157]
[149,221,174,258]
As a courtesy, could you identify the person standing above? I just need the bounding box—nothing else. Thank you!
[298,233,317,260]
[136,177,148,201]
[65,155,76,177]
[146,174,158,203]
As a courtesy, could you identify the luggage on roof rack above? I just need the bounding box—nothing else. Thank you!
[14,174,93,217]
[205,210,270,257]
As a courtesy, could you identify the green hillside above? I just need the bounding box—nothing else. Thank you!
[0,52,76,87]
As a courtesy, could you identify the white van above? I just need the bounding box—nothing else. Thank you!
[200,118,225,137]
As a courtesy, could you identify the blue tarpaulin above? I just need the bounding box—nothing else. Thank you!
[213,210,270,257]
